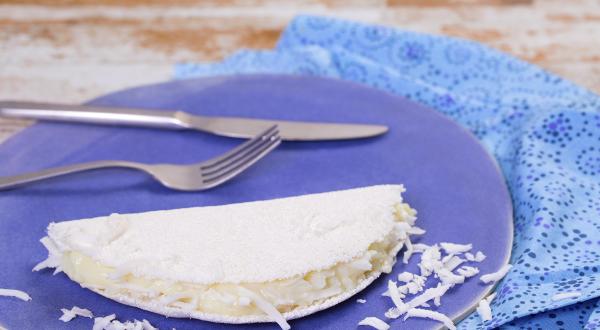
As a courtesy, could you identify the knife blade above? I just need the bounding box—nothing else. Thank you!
[0,101,388,141]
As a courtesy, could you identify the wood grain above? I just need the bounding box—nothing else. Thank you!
[0,0,598,142]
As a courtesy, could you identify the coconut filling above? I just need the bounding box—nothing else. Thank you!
[58,203,416,321]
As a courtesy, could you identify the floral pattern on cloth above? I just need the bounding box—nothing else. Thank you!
[175,15,600,330]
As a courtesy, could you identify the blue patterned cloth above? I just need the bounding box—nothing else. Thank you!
[174,15,600,329]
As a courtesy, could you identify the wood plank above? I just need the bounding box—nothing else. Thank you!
[0,1,598,142]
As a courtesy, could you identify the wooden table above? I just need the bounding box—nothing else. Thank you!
[1,0,599,143]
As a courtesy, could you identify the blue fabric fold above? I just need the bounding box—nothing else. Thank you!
[175,15,600,329]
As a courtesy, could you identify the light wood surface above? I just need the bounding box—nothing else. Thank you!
[1,0,599,142]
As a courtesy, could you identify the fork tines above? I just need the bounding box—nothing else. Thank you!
[200,125,280,185]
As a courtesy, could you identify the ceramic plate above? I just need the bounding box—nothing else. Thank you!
[0,75,512,329]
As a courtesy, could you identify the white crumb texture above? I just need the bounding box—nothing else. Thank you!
[404,308,456,330]
[480,264,512,284]
[0,288,31,301]
[357,299,367,304]
[440,242,472,254]
[476,292,496,322]
[372,239,492,329]
[93,314,158,330]
[45,185,406,284]
[59,306,93,322]
[358,316,390,330]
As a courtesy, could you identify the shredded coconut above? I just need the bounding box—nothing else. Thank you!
[92,314,158,330]
[480,264,512,284]
[411,243,429,253]
[457,266,480,278]
[141,319,158,330]
[387,280,407,312]
[402,237,413,264]
[440,242,472,254]
[474,251,486,262]
[437,268,465,285]
[93,314,116,330]
[408,226,425,235]
[357,299,367,304]
[476,293,497,322]
[32,237,62,274]
[59,306,93,322]
[404,308,456,330]
[443,256,465,271]
[397,272,414,283]
[358,316,390,330]
[384,307,401,319]
[406,284,451,310]
[552,291,582,301]
[0,288,31,301]
[378,240,485,328]
[237,287,290,330]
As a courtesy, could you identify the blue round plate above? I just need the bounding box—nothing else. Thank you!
[0,75,512,330]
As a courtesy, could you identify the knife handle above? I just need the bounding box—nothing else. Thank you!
[0,101,187,130]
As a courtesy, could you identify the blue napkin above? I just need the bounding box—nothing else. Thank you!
[174,15,600,329]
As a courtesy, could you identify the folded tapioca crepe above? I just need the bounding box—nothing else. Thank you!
[34,185,420,329]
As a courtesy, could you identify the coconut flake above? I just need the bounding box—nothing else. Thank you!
[397,272,414,283]
[408,226,426,235]
[32,237,62,274]
[402,237,413,264]
[59,306,93,322]
[465,252,475,261]
[406,284,451,310]
[387,280,407,312]
[159,293,191,305]
[440,242,472,254]
[92,315,158,330]
[443,256,465,272]
[476,298,492,321]
[237,287,290,330]
[552,291,582,301]
[404,308,456,330]
[384,307,401,319]
[358,316,390,330]
[474,251,486,262]
[457,266,480,278]
[141,319,158,330]
[436,268,465,285]
[412,243,429,253]
[419,245,442,276]
[405,281,422,294]
[480,264,512,284]
[93,314,116,330]
[357,299,367,304]
[477,292,498,321]
[0,288,31,301]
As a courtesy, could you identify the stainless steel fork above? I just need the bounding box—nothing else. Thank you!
[0,125,280,191]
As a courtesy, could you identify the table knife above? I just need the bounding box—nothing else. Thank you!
[0,101,388,141]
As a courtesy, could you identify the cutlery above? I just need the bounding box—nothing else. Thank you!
[0,126,280,191]
[0,101,388,141]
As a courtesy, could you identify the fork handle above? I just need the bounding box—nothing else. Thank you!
[0,101,186,130]
[0,160,144,190]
